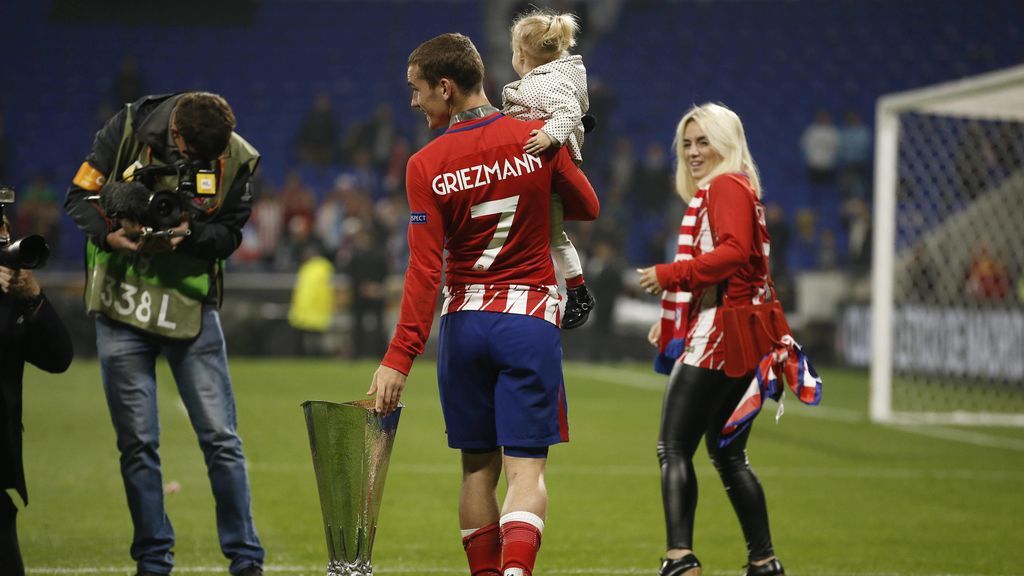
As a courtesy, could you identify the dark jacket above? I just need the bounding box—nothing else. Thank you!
[0,293,73,504]
[63,93,256,302]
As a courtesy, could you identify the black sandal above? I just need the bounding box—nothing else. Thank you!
[659,553,701,576]
[744,557,784,576]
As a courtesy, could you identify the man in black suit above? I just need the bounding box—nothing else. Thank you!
[0,217,73,575]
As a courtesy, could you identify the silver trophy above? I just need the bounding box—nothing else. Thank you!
[303,399,402,576]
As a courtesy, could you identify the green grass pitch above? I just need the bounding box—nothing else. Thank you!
[17,360,1024,575]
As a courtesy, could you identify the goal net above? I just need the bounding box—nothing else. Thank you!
[871,65,1024,426]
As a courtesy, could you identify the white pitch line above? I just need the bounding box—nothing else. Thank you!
[24,567,651,575]
[249,460,1021,482]
[566,364,1024,452]
[24,566,1011,576]
[884,423,1024,452]
[565,363,665,391]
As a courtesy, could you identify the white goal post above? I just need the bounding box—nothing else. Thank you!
[871,64,1024,426]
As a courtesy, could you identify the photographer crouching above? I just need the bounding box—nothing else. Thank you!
[0,188,73,575]
[63,92,265,576]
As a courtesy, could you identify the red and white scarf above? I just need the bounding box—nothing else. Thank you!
[719,335,823,446]
[654,188,706,374]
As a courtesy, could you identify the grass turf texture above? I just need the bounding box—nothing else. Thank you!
[17,360,1024,575]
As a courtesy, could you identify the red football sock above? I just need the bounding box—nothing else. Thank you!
[500,512,544,576]
[565,274,585,289]
[462,523,501,576]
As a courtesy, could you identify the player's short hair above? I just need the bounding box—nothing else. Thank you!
[408,33,484,92]
[673,103,763,202]
[511,8,579,63]
[173,92,236,162]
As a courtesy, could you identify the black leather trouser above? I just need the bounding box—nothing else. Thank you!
[0,489,24,576]
[657,363,775,561]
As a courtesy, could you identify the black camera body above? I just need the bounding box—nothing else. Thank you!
[0,186,50,269]
[100,159,215,233]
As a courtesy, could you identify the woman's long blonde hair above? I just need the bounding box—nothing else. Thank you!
[511,8,579,64]
[673,103,762,202]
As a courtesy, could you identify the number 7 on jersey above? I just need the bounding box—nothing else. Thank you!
[470,195,520,271]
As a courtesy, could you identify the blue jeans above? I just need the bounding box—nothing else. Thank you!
[96,307,264,575]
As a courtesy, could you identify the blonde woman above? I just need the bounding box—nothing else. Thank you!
[638,104,788,576]
[502,7,595,330]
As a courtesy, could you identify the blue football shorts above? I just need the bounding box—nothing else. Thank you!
[437,311,569,454]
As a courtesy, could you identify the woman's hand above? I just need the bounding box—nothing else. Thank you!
[647,321,661,347]
[637,266,662,295]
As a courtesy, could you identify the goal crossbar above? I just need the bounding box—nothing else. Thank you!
[871,65,1024,425]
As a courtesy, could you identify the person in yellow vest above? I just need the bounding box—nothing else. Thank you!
[288,244,335,355]
[64,92,264,576]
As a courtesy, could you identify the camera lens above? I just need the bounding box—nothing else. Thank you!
[148,191,182,229]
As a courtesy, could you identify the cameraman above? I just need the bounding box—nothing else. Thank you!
[0,217,73,576]
[64,92,264,576]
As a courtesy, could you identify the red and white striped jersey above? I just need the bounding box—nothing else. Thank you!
[381,112,599,375]
[655,173,773,371]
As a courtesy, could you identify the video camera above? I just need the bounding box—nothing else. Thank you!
[98,159,215,238]
[0,187,50,269]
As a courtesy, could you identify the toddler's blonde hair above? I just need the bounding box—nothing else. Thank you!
[511,8,579,63]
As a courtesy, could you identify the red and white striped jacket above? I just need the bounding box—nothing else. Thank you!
[655,173,773,372]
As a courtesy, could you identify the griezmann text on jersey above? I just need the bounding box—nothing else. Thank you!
[432,153,543,196]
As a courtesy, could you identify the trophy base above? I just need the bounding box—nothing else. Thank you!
[328,560,373,576]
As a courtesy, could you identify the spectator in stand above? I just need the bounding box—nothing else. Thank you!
[342,103,398,171]
[316,175,355,256]
[349,149,381,198]
[764,204,789,276]
[369,104,398,171]
[837,111,872,200]
[230,221,264,272]
[295,92,341,166]
[791,207,819,271]
[111,55,145,106]
[816,228,838,270]
[412,121,435,152]
[800,110,840,200]
[279,170,316,227]
[275,214,323,273]
[382,137,411,195]
[250,185,284,269]
[288,242,335,356]
[906,244,938,305]
[587,235,625,362]
[583,77,616,164]
[955,122,1001,201]
[764,203,794,310]
[345,226,389,358]
[370,193,410,275]
[632,142,674,264]
[92,102,117,135]
[607,136,636,193]
[841,197,872,275]
[964,243,1012,302]
[634,142,673,217]
[13,173,61,260]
